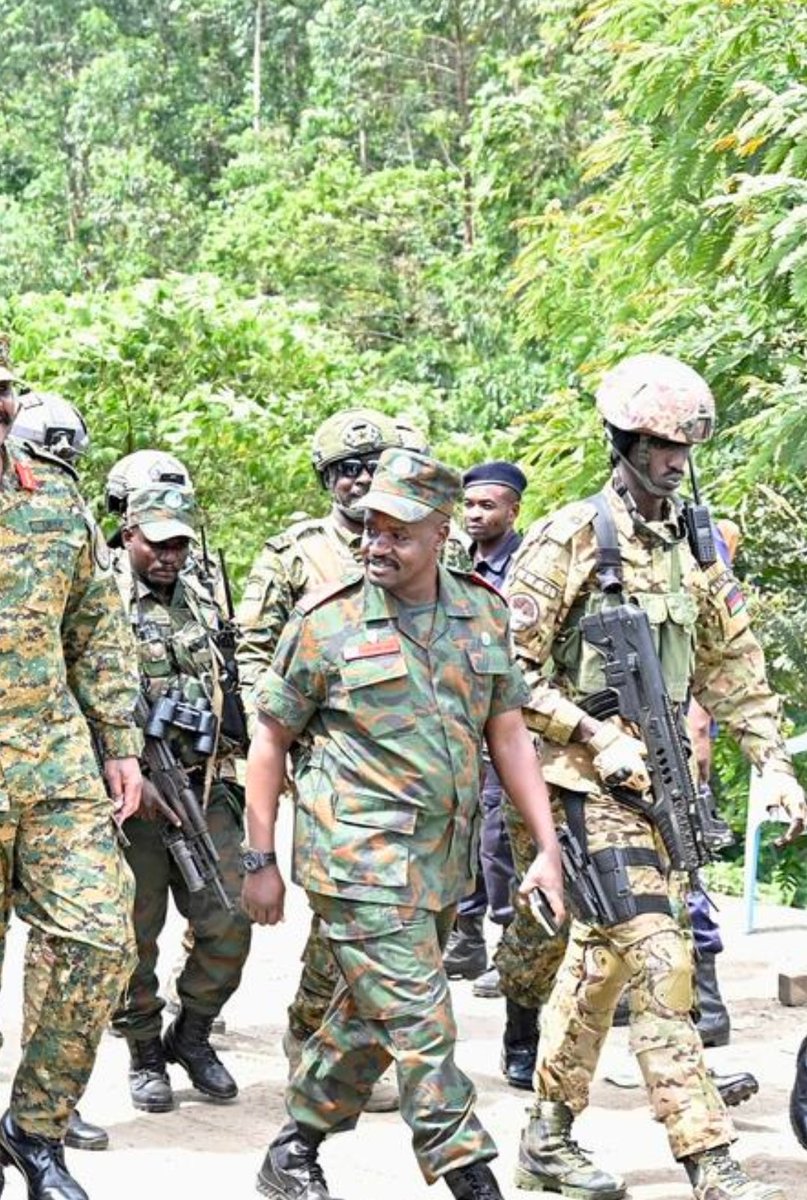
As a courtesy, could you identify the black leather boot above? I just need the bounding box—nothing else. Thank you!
[257,1120,339,1199]
[501,998,538,1090]
[443,916,487,980]
[444,1161,503,1198]
[711,1068,759,1108]
[0,1110,88,1200]
[63,1111,109,1151]
[128,1036,174,1112]
[163,1008,237,1100]
[694,952,730,1047]
[790,1034,807,1149]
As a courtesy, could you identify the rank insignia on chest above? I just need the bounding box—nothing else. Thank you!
[14,462,39,491]
[344,635,402,660]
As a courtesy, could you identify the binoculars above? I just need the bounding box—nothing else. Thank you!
[144,687,218,756]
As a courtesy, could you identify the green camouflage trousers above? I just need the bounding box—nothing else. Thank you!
[111,782,251,1040]
[287,912,341,1040]
[0,786,136,1139]
[494,797,569,1009]
[287,896,497,1183]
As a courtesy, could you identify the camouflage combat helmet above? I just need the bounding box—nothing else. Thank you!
[12,392,89,463]
[106,449,194,515]
[311,408,399,476]
[596,353,715,445]
[395,417,431,454]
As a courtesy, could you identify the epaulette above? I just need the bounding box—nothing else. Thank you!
[541,499,597,546]
[13,438,78,480]
[296,571,363,615]
[463,571,506,601]
[264,514,323,554]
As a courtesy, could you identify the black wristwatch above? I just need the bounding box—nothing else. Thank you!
[240,848,277,873]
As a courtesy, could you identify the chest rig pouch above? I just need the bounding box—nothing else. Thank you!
[135,600,218,772]
[553,498,697,705]
[554,493,688,927]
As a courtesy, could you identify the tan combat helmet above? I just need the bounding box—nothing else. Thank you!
[310,408,399,478]
[106,449,194,516]
[395,417,431,454]
[596,352,715,445]
[12,392,89,462]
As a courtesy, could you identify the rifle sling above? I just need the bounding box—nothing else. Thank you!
[587,491,624,595]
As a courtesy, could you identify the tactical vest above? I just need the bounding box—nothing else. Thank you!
[552,494,698,706]
[114,553,226,772]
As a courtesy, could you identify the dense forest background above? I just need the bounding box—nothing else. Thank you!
[2,0,807,899]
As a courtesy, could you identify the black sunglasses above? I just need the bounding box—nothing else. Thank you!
[338,458,380,479]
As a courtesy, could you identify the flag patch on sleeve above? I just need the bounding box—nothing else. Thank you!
[725,586,746,616]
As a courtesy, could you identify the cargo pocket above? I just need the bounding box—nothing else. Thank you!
[337,652,417,736]
[329,793,417,887]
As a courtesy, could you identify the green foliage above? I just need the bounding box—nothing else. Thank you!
[3,0,807,906]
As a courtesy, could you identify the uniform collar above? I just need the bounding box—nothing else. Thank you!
[472,528,522,575]
[362,563,473,624]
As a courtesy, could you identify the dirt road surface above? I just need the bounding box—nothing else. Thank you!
[1,805,805,1200]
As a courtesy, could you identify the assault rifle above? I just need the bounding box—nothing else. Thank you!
[580,604,715,874]
[135,691,232,912]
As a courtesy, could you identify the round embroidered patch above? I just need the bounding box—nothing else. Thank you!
[509,592,540,631]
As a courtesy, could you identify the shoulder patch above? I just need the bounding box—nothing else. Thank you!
[295,572,363,615]
[15,438,78,479]
[542,499,597,546]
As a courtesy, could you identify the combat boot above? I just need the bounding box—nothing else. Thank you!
[711,1068,759,1109]
[682,1145,785,1199]
[695,952,730,1047]
[444,1161,504,1198]
[63,1110,109,1151]
[128,1036,174,1113]
[0,1110,88,1200]
[443,916,487,980]
[473,966,502,999]
[257,1120,339,1199]
[163,1007,237,1100]
[790,1034,807,1149]
[501,998,538,1090]
[515,1101,626,1198]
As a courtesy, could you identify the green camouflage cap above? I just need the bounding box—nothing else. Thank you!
[355,448,460,523]
[125,485,200,543]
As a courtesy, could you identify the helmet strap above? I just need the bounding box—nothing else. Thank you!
[610,433,673,500]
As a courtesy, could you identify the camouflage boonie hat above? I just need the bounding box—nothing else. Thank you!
[125,486,199,543]
[596,352,715,444]
[0,332,16,384]
[355,448,461,523]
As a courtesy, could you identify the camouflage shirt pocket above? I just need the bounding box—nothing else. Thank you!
[329,792,417,888]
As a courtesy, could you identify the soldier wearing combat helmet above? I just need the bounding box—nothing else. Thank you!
[502,352,803,1200]
[236,406,403,1111]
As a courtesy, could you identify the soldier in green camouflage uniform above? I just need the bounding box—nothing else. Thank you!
[237,408,470,1111]
[241,449,563,1200]
[0,337,141,1200]
[505,353,804,1200]
[107,474,252,1113]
